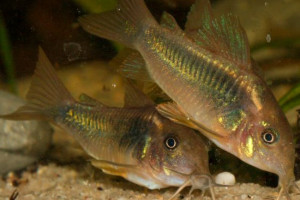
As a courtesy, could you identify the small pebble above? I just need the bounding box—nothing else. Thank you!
[214,171,236,185]
[0,91,53,175]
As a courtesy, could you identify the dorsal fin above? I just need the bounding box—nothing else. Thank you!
[123,79,154,107]
[160,11,182,33]
[78,93,106,108]
[185,0,251,70]
[110,48,152,82]
[185,0,213,33]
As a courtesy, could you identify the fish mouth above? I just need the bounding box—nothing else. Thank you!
[163,168,215,200]
[276,179,298,200]
[276,168,296,200]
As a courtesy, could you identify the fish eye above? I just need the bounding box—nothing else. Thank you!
[165,136,178,150]
[261,128,278,144]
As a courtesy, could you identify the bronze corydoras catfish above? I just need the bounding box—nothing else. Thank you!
[78,0,295,197]
[0,48,215,197]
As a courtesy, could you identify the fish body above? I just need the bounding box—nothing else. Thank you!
[78,0,295,196]
[1,48,212,194]
[54,103,210,189]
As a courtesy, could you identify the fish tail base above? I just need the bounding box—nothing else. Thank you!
[78,0,156,48]
[0,47,75,121]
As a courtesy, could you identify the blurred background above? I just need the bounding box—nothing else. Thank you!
[0,0,300,197]
[0,0,299,109]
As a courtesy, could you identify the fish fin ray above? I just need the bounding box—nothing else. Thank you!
[251,58,265,78]
[110,48,153,81]
[156,102,224,139]
[108,11,182,82]
[91,159,137,177]
[185,0,213,33]
[0,47,75,120]
[160,11,182,33]
[123,79,154,107]
[185,0,251,70]
[156,102,199,130]
[78,0,156,48]
[78,93,106,108]
[143,82,172,104]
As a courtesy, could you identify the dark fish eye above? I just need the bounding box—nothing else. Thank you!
[261,128,278,144]
[165,136,178,150]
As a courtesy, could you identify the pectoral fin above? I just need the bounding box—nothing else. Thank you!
[91,159,138,177]
[156,102,224,139]
[110,48,153,82]
[156,102,199,130]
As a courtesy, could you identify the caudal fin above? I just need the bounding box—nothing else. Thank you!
[78,0,156,48]
[0,47,75,120]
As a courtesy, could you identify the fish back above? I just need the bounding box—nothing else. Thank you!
[59,104,156,165]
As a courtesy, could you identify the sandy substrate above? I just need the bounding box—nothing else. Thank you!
[0,127,299,200]
[0,161,300,200]
[1,60,299,200]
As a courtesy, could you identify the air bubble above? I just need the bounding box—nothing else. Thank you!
[266,34,271,43]
[264,1,269,6]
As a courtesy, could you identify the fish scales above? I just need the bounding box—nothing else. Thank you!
[78,0,295,198]
[57,102,158,161]
[143,28,245,113]
[0,48,217,197]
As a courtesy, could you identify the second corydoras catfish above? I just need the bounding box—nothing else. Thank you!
[1,48,215,198]
[78,0,296,198]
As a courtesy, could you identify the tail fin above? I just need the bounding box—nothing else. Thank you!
[0,47,75,120]
[78,0,157,48]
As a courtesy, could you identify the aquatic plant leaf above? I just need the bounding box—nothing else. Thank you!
[0,13,17,94]
[73,0,117,13]
[279,82,300,112]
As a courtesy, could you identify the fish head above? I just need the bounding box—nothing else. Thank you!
[143,113,210,186]
[238,88,295,191]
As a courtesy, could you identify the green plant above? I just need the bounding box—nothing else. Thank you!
[279,82,300,112]
[0,13,17,94]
